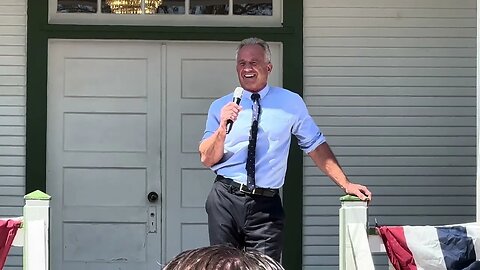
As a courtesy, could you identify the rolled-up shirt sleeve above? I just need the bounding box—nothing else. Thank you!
[291,96,326,153]
[201,101,221,142]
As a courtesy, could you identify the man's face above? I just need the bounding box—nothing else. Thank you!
[236,44,273,92]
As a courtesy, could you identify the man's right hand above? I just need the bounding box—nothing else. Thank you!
[220,102,242,129]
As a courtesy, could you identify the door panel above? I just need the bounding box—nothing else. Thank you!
[47,40,161,270]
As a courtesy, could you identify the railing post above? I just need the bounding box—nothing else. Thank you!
[23,190,51,270]
[339,195,368,270]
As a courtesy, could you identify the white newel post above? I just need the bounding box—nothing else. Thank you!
[23,190,51,270]
[339,195,368,270]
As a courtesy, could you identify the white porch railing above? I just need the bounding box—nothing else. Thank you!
[339,195,393,270]
[6,190,50,270]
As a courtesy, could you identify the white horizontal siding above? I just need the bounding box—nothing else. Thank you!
[303,0,476,269]
[0,1,26,270]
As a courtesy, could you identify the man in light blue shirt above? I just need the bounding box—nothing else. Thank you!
[204,84,325,189]
[199,37,371,262]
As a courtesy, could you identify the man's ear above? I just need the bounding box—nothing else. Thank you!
[267,63,273,73]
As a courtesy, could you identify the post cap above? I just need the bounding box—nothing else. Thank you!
[24,190,51,200]
[339,194,362,202]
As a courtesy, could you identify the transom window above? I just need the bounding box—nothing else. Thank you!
[49,0,282,26]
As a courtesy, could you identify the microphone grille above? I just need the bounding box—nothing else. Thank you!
[233,87,244,98]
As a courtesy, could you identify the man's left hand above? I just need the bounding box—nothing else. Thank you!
[344,183,372,202]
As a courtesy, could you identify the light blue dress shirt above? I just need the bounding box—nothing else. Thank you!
[202,85,326,189]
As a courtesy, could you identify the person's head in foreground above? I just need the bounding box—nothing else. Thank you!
[162,245,285,270]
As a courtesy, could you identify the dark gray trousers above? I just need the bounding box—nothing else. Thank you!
[205,180,285,262]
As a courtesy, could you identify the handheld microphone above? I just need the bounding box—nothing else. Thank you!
[226,87,244,134]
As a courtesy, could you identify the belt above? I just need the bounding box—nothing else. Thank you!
[215,175,279,197]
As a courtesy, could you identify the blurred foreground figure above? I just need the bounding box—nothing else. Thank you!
[162,245,285,270]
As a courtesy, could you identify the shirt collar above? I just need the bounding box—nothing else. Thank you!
[244,85,270,101]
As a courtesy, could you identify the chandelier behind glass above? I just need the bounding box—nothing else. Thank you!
[105,0,162,14]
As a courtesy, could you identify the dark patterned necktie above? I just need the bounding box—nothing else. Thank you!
[246,93,260,191]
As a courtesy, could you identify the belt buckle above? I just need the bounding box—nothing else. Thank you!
[239,184,252,194]
[239,184,263,196]
[251,188,262,195]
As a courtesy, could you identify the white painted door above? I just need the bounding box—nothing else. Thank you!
[47,40,282,269]
[47,40,162,270]
[163,42,282,260]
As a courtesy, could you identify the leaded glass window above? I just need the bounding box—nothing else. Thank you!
[56,0,273,16]
[51,0,280,26]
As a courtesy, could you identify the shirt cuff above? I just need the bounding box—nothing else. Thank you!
[301,132,327,153]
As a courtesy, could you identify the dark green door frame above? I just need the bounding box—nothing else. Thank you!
[26,0,303,268]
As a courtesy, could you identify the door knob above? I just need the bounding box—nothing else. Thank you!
[147,192,159,203]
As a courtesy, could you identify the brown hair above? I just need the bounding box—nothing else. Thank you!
[163,245,284,270]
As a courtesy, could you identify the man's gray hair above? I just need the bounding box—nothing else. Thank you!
[236,37,272,63]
